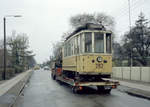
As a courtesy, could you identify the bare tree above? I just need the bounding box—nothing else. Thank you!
[70,13,95,29]
[95,13,115,31]
[0,39,3,49]
[70,13,115,31]
[7,32,35,72]
[62,13,115,41]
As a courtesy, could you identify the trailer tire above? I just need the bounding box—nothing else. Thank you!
[53,75,56,80]
[51,73,56,80]
[104,89,111,94]
[72,86,79,94]
[97,86,111,94]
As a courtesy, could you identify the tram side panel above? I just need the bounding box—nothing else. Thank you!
[81,55,112,75]
[62,54,112,78]
[62,56,77,72]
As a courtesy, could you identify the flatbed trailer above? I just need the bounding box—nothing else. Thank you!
[51,67,119,93]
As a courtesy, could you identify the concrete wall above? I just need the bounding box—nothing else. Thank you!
[112,67,150,83]
[0,70,33,107]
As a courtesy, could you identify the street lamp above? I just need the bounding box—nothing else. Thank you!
[3,15,22,80]
[128,0,132,67]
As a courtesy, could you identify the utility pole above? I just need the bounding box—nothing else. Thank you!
[128,0,132,67]
[128,0,132,80]
[3,17,6,80]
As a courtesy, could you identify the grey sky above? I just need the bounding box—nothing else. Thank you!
[0,0,150,63]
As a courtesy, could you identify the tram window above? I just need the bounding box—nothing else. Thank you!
[66,42,69,56]
[85,32,92,53]
[65,43,67,57]
[77,35,80,54]
[74,38,77,55]
[71,39,74,55]
[80,34,83,53]
[94,32,104,53]
[68,41,71,56]
[106,33,111,53]
[64,44,67,57]
[66,41,70,56]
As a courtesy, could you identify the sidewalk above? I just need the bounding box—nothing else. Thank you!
[114,79,150,100]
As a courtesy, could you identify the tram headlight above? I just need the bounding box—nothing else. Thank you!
[97,56,102,62]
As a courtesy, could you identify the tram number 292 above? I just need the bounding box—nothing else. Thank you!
[96,64,103,69]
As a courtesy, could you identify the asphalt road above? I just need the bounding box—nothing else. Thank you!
[14,70,150,107]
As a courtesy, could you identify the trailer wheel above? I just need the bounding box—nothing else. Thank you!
[97,86,111,94]
[53,75,56,80]
[72,86,79,94]
[51,73,56,80]
[97,86,104,93]
[104,89,111,94]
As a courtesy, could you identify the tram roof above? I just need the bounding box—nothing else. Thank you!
[66,23,106,41]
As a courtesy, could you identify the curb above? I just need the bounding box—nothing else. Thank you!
[125,89,150,100]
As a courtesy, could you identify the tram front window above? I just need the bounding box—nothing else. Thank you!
[106,33,111,53]
[85,32,92,53]
[94,32,104,53]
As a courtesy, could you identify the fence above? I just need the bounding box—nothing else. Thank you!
[112,67,150,83]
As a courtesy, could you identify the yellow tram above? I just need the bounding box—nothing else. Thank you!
[62,23,112,79]
[51,23,119,93]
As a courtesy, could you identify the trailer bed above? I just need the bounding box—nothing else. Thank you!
[56,76,119,87]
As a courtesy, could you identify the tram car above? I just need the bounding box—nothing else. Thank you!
[51,23,118,93]
[62,23,112,80]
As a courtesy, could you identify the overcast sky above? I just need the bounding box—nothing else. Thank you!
[0,0,150,63]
